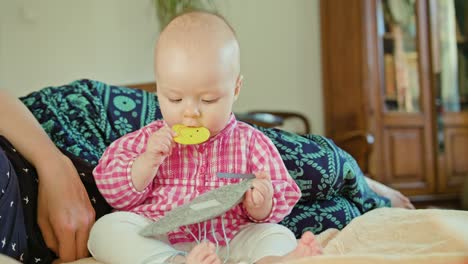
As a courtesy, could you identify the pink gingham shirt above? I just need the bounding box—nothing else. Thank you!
[93,114,301,245]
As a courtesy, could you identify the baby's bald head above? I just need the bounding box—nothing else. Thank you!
[154,12,241,86]
[154,12,243,136]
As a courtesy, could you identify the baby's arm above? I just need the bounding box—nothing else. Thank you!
[131,125,175,191]
[243,132,301,222]
[93,122,172,210]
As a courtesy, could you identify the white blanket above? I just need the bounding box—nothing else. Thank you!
[294,207,468,264]
[20,207,465,264]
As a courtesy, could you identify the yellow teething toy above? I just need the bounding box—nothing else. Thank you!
[172,124,210,145]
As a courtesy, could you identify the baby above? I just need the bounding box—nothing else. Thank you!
[89,11,322,264]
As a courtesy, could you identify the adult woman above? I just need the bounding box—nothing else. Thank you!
[0,86,412,263]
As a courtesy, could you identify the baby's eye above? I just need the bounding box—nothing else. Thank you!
[169,98,182,103]
[202,98,219,104]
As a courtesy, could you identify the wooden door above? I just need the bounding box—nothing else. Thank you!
[369,0,437,195]
[428,0,468,195]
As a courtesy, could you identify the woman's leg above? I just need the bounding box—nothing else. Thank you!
[0,136,57,263]
[0,136,113,263]
[0,143,28,262]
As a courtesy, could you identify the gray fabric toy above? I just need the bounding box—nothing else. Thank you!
[140,178,254,237]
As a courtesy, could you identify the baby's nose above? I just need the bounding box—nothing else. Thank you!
[183,103,200,117]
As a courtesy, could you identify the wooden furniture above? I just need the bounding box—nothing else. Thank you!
[245,111,311,134]
[321,0,468,205]
[236,112,284,128]
[124,82,156,92]
[334,131,374,175]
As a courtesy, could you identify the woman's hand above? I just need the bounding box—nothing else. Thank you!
[365,176,415,209]
[36,155,95,263]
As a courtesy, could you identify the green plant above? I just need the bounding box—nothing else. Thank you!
[153,0,217,30]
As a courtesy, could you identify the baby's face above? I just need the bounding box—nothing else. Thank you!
[156,45,240,137]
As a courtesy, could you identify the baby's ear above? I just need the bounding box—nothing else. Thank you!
[234,75,243,101]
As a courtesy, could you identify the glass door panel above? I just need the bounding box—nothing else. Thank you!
[435,0,468,112]
[431,0,468,152]
[378,0,421,112]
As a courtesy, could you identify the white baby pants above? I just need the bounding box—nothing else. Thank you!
[88,211,298,264]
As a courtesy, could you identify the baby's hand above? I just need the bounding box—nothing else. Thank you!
[145,125,176,166]
[243,172,274,209]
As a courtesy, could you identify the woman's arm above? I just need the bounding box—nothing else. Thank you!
[0,90,95,262]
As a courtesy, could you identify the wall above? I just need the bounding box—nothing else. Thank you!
[0,0,158,93]
[0,0,324,135]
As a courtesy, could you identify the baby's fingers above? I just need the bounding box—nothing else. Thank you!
[158,126,176,141]
[244,189,254,207]
[155,143,172,155]
[251,189,265,206]
[251,178,272,194]
[244,188,263,208]
[254,171,270,180]
[162,124,177,137]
